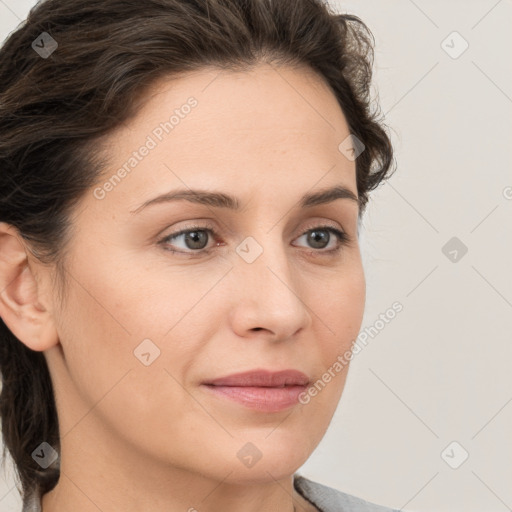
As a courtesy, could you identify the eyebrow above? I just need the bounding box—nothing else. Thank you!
[129,184,359,214]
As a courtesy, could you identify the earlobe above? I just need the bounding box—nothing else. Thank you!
[0,222,60,352]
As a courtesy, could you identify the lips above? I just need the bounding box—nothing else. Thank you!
[202,369,310,387]
[201,369,310,412]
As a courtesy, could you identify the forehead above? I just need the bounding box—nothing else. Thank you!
[108,62,350,150]
[89,63,356,214]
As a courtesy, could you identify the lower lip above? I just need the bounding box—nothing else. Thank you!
[201,384,308,412]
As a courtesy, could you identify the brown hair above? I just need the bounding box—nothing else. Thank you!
[0,0,395,502]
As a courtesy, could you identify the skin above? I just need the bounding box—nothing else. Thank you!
[0,63,365,512]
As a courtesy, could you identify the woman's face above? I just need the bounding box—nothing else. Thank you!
[44,63,365,485]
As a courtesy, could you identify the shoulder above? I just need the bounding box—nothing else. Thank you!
[293,474,400,512]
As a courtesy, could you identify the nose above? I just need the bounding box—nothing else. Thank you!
[228,235,313,342]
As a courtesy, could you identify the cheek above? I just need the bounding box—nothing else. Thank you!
[55,270,201,449]
[331,278,366,344]
[55,279,135,410]
[57,249,212,401]
[311,262,366,353]
[295,262,365,411]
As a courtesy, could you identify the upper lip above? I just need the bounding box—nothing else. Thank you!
[202,369,310,387]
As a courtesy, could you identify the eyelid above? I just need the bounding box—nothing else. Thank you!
[158,220,351,256]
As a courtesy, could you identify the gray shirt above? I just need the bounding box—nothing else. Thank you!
[22,473,400,511]
[294,474,400,512]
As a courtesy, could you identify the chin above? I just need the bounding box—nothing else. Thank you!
[228,437,313,482]
[180,435,312,485]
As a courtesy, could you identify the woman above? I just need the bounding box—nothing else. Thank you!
[0,0,397,511]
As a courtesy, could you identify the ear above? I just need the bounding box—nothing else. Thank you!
[0,222,60,352]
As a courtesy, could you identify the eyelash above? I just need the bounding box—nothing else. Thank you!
[158,222,351,257]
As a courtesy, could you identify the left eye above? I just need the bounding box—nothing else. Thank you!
[294,226,348,252]
[159,225,348,255]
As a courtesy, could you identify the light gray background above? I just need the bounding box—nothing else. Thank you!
[1,1,511,511]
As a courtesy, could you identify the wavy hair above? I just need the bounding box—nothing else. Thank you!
[0,0,395,502]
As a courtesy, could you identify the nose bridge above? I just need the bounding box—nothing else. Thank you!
[232,229,309,327]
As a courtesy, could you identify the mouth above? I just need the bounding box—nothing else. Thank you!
[200,369,310,412]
